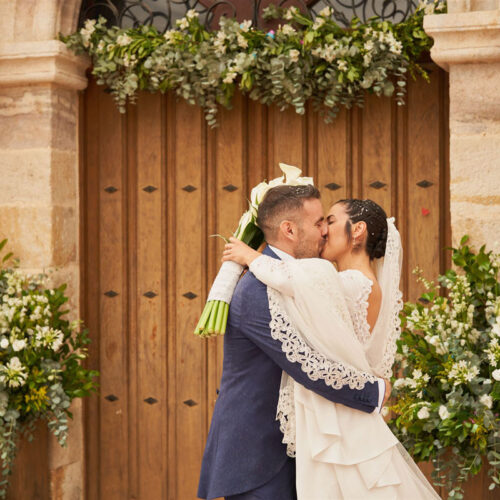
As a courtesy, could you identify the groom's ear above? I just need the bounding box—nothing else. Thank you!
[279,220,297,241]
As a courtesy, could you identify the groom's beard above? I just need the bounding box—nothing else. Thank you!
[294,234,326,259]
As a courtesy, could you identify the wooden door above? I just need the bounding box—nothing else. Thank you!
[80,64,476,500]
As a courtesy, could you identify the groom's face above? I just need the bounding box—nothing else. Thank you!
[294,199,327,258]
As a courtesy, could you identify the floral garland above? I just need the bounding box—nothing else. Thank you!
[0,241,98,498]
[62,2,446,126]
[389,237,500,498]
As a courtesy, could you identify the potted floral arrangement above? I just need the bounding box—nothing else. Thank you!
[0,240,98,498]
[389,236,500,499]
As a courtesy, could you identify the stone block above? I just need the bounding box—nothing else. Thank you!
[450,64,500,122]
[451,200,500,251]
[449,134,500,198]
[0,205,77,267]
[0,86,79,150]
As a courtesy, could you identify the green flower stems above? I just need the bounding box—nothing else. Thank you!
[195,222,264,337]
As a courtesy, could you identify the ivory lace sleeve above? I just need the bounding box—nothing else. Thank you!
[248,255,295,297]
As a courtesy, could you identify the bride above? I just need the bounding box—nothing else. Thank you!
[222,198,440,499]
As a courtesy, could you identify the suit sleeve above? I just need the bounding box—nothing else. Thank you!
[239,288,380,413]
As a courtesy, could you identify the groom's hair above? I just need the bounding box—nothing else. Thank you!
[256,184,320,241]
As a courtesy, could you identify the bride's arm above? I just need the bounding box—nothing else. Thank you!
[222,238,294,296]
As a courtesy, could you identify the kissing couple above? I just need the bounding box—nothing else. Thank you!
[198,184,440,499]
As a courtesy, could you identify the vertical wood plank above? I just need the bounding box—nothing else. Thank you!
[269,105,305,176]
[135,92,166,497]
[165,92,178,500]
[82,79,101,500]
[358,94,393,213]
[174,100,207,499]
[98,89,129,500]
[316,108,349,210]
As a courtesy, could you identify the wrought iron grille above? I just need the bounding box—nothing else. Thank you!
[79,1,420,33]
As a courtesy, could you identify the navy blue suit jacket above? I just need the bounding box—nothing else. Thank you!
[198,247,379,499]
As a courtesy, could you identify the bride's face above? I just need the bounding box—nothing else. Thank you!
[321,203,351,262]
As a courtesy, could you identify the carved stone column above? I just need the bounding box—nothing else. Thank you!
[424,0,500,251]
[0,1,88,498]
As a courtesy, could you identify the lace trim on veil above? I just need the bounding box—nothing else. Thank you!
[374,218,404,379]
[267,287,377,390]
[267,286,377,455]
[276,378,296,457]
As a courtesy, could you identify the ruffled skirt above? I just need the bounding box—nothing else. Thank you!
[291,383,441,500]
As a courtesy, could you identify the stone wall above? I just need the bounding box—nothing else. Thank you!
[0,0,88,498]
[425,0,500,252]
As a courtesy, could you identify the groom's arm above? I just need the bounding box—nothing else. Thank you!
[240,296,382,413]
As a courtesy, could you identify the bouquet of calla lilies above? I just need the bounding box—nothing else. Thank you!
[194,163,314,337]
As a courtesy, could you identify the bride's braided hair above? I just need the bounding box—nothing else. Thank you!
[336,199,388,260]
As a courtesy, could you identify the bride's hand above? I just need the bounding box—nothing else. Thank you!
[222,237,260,267]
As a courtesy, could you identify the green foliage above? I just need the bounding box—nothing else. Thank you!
[0,240,98,498]
[61,2,446,127]
[389,236,500,498]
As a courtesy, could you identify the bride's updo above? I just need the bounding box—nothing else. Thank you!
[336,199,388,260]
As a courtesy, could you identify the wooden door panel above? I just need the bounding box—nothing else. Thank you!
[81,66,454,499]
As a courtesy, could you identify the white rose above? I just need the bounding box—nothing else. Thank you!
[492,369,500,381]
[12,339,26,352]
[0,337,8,349]
[438,405,449,420]
[417,406,430,419]
[480,394,493,409]
[381,406,389,417]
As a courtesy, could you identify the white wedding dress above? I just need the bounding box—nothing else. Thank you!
[247,221,441,500]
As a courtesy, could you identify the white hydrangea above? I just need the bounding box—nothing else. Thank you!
[337,60,348,72]
[0,337,8,349]
[312,17,325,30]
[186,9,199,20]
[239,20,252,32]
[12,339,26,352]
[116,33,132,47]
[438,405,450,420]
[318,6,334,17]
[280,24,296,36]
[289,49,300,63]
[283,7,299,21]
[237,33,248,49]
[417,406,430,419]
[223,72,237,84]
[492,369,500,381]
[479,394,493,409]
[176,17,190,30]
[80,18,97,48]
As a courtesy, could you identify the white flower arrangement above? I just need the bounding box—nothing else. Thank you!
[389,237,500,498]
[60,1,446,127]
[0,241,98,498]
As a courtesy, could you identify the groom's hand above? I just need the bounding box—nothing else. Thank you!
[382,378,392,407]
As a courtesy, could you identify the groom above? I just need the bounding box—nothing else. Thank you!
[198,185,389,500]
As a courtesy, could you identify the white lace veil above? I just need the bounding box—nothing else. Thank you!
[364,217,404,378]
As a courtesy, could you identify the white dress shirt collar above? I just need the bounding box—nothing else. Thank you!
[267,245,295,261]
